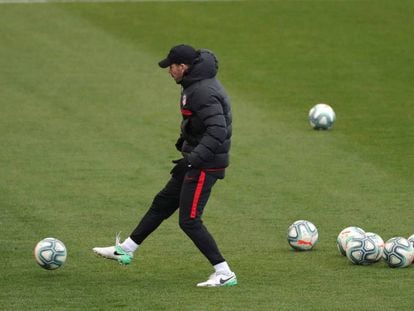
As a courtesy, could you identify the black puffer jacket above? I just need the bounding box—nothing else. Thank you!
[177,49,232,171]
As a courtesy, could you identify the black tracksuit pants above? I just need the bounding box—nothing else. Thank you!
[130,168,225,266]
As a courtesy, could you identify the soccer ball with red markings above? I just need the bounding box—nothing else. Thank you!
[287,220,318,251]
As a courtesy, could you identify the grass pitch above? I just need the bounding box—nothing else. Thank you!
[1,0,414,310]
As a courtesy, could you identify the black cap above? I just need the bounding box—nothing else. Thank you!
[158,44,198,68]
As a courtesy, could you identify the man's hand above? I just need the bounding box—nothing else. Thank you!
[170,158,192,176]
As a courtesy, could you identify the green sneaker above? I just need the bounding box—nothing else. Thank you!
[114,245,133,265]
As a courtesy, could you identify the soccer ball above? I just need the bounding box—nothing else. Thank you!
[308,103,336,130]
[336,226,365,256]
[34,237,67,270]
[287,220,318,250]
[365,232,384,261]
[383,237,414,268]
[407,234,414,248]
[346,235,381,265]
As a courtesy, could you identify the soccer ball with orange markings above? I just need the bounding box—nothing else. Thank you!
[287,220,318,251]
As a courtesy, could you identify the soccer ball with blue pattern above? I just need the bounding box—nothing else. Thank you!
[346,235,381,265]
[407,233,414,248]
[287,220,318,251]
[336,226,365,256]
[308,103,336,130]
[34,237,67,270]
[383,237,414,268]
[365,232,384,262]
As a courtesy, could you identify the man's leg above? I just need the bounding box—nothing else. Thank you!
[178,169,237,287]
[178,170,223,264]
[129,176,182,244]
[93,175,182,264]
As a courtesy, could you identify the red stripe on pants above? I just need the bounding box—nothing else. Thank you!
[190,170,206,219]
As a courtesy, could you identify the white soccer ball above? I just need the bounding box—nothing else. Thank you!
[346,235,381,265]
[308,103,336,130]
[336,226,365,256]
[365,232,384,262]
[407,234,414,248]
[287,220,318,250]
[34,237,67,270]
[383,237,414,268]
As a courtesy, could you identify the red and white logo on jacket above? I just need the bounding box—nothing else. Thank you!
[181,94,187,106]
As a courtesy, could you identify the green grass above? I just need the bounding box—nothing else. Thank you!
[1,0,414,309]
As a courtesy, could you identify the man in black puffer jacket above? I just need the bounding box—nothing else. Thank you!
[93,45,237,288]
[175,47,232,171]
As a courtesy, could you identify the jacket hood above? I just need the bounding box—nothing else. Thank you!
[180,49,218,88]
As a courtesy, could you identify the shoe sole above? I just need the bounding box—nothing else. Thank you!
[92,249,132,265]
[93,250,116,260]
[223,278,238,287]
[197,277,238,288]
